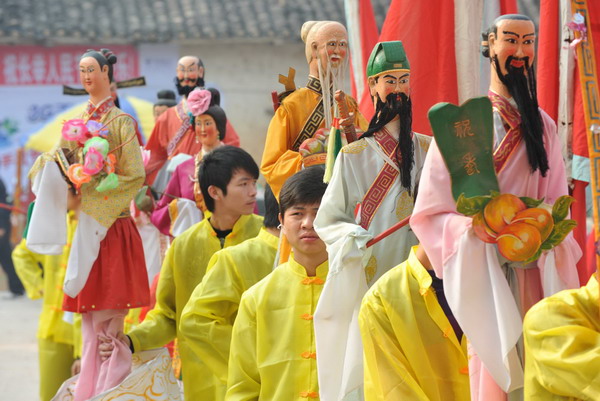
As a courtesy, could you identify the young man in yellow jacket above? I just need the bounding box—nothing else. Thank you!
[226,167,328,400]
[13,202,82,401]
[179,184,280,399]
[100,146,263,401]
[358,245,470,401]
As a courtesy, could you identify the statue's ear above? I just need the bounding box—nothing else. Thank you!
[311,41,318,58]
[198,66,205,78]
[488,32,497,56]
[102,65,109,75]
[367,77,377,96]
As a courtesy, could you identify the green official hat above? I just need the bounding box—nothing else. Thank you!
[366,41,410,79]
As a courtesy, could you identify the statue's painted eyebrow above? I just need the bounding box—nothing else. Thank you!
[382,73,409,79]
[502,30,520,37]
[502,30,535,38]
[178,61,197,68]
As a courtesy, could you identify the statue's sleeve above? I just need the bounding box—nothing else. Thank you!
[313,150,372,401]
[150,165,185,236]
[535,113,581,291]
[260,104,303,199]
[144,113,170,185]
[410,139,472,276]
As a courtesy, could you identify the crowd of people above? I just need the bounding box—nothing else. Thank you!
[3,13,598,401]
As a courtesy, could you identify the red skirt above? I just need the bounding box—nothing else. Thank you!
[63,217,150,313]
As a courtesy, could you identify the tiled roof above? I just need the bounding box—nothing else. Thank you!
[0,0,391,44]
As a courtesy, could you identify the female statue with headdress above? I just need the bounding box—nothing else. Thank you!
[26,48,150,401]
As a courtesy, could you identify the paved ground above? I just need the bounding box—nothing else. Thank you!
[0,290,41,401]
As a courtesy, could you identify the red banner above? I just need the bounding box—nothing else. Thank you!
[0,45,139,86]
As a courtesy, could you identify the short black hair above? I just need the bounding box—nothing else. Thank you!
[198,146,259,212]
[481,14,533,58]
[279,167,327,219]
[263,184,279,229]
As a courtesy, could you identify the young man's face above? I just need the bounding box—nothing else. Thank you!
[214,169,257,216]
[281,202,327,258]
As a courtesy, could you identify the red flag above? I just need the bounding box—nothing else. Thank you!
[537,0,560,121]
[365,0,459,135]
[500,0,518,14]
[345,0,379,102]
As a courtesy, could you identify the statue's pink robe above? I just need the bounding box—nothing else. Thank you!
[410,108,581,401]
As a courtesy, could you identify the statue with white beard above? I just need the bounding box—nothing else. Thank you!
[261,20,368,200]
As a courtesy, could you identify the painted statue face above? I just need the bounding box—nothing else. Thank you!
[79,57,109,96]
[280,202,327,259]
[369,71,410,102]
[195,114,219,147]
[176,56,203,88]
[489,19,536,76]
[313,23,348,69]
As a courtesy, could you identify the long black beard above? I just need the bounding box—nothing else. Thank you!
[174,76,205,97]
[493,56,549,176]
[362,93,414,193]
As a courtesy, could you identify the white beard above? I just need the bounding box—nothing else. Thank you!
[317,56,348,129]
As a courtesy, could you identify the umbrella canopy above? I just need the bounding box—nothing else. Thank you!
[25,96,154,152]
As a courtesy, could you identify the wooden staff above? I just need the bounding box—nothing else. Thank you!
[334,90,357,143]
[366,215,411,248]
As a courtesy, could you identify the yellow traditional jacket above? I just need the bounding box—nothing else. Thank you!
[261,76,367,199]
[128,214,263,401]
[180,227,279,396]
[13,212,80,351]
[358,247,470,401]
[226,257,328,401]
[524,275,600,401]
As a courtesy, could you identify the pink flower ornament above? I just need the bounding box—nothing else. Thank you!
[86,120,109,138]
[82,147,105,175]
[188,89,212,117]
[62,119,89,143]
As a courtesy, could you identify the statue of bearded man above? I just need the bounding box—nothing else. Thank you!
[411,14,581,401]
[261,20,368,199]
[144,55,240,188]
